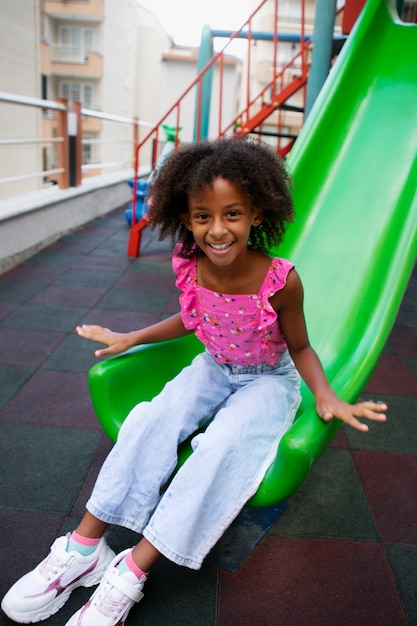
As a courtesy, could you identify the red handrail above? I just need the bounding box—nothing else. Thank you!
[128,0,314,256]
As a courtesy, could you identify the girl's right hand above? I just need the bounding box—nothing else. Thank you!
[76,324,133,357]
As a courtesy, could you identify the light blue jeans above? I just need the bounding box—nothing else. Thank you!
[87,349,301,569]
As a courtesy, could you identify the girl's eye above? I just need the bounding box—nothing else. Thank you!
[227,211,241,218]
[194,214,209,221]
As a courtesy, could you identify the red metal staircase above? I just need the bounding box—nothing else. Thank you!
[128,0,312,257]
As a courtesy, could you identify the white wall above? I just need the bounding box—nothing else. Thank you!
[0,0,43,198]
[98,2,173,171]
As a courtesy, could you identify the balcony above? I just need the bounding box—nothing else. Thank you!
[43,0,104,22]
[50,47,103,79]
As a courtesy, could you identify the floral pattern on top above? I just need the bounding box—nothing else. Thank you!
[173,245,294,366]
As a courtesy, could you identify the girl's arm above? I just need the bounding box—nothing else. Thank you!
[76,312,192,358]
[275,270,387,432]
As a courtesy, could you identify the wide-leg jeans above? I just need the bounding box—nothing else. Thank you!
[87,349,301,569]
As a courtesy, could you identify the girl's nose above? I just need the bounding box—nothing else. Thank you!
[209,218,227,237]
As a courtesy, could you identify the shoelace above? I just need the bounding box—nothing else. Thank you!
[39,552,66,581]
[95,578,129,619]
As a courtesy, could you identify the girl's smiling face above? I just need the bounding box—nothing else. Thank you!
[182,177,263,268]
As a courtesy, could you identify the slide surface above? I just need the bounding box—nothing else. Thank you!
[279,0,417,408]
[89,0,417,506]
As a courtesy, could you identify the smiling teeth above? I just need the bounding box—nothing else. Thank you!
[210,243,232,250]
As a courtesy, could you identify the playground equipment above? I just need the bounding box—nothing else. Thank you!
[89,0,417,507]
[124,123,180,229]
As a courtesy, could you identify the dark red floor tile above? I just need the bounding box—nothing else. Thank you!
[0,509,64,600]
[0,328,66,367]
[74,255,132,272]
[115,272,175,292]
[364,354,417,395]
[353,451,417,544]
[328,425,350,449]
[71,435,113,517]
[3,264,67,283]
[0,301,19,321]
[387,327,417,356]
[79,308,160,332]
[218,536,407,626]
[29,284,107,308]
[0,369,98,429]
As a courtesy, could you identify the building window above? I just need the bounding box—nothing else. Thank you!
[59,26,94,59]
[59,81,94,108]
[82,137,93,164]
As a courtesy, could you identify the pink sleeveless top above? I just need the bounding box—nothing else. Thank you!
[173,246,294,366]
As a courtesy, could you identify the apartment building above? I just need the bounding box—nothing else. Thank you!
[0,0,243,200]
[40,0,172,181]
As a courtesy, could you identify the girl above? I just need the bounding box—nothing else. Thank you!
[2,138,387,626]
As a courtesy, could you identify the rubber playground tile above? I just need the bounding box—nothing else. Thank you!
[0,300,19,322]
[165,291,182,314]
[217,536,407,626]
[128,258,175,275]
[364,354,417,395]
[0,303,89,332]
[89,238,133,258]
[0,508,65,602]
[114,272,176,293]
[0,328,66,368]
[45,230,113,253]
[24,250,86,269]
[387,326,417,355]
[346,394,417,455]
[74,254,133,273]
[0,365,34,410]
[0,422,102,512]
[403,355,417,378]
[97,288,170,313]
[353,451,417,544]
[328,424,350,449]
[70,435,113,518]
[385,544,417,626]
[29,283,107,308]
[128,558,218,626]
[208,502,289,573]
[396,304,417,328]
[42,333,104,373]
[271,448,379,541]
[79,308,160,332]
[0,369,98,429]
[3,263,68,283]
[56,267,121,288]
[0,279,46,303]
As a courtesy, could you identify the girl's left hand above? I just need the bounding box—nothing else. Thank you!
[316,392,387,432]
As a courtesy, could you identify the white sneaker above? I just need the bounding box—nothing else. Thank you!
[65,549,146,626]
[1,534,115,623]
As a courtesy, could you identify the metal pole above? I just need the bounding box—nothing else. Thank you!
[304,0,338,118]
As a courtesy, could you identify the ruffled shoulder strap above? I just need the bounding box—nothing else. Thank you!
[172,244,197,292]
[260,257,294,300]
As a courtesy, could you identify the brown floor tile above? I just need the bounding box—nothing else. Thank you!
[0,369,98,429]
[353,451,417,544]
[29,284,107,308]
[364,354,417,395]
[218,536,407,625]
[388,327,417,355]
[0,328,66,367]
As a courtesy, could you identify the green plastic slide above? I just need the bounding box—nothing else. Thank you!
[88,0,417,507]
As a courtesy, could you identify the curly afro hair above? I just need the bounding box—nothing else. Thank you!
[148,136,294,257]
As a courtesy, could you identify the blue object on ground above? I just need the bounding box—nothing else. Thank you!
[208,501,289,572]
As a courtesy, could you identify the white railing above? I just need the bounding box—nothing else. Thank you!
[49,44,100,63]
[0,91,154,193]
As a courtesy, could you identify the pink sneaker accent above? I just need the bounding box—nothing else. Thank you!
[64,549,146,626]
[1,534,115,623]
